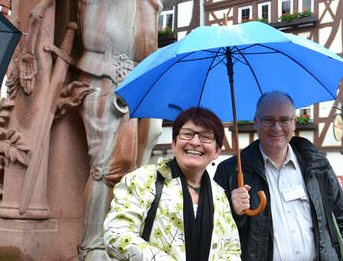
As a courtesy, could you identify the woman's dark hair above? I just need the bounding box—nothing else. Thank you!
[172,107,224,148]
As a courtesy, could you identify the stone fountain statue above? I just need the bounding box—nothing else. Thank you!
[0,0,162,260]
[76,0,162,260]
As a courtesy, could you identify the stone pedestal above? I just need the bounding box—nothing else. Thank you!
[0,111,89,260]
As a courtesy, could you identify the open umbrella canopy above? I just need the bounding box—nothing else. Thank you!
[0,12,21,86]
[116,21,343,216]
[116,21,343,122]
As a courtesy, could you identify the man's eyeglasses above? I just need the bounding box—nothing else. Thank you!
[178,128,215,143]
[257,116,295,127]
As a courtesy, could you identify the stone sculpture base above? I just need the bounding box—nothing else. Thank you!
[0,219,82,260]
[0,112,89,260]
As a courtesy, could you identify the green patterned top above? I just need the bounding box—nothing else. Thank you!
[104,158,241,260]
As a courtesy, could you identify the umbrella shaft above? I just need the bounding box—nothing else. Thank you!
[226,48,244,187]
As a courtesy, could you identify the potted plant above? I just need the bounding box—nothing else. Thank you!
[295,113,317,130]
[158,27,177,48]
[272,11,317,30]
[228,120,255,133]
[258,18,268,23]
[296,113,311,124]
[280,11,313,22]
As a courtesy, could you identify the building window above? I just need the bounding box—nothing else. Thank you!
[258,2,271,23]
[238,6,252,23]
[278,0,293,20]
[299,0,313,13]
[159,9,174,31]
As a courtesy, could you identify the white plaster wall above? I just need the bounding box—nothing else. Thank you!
[209,8,230,23]
[318,0,342,54]
[177,1,193,28]
[319,0,339,23]
[327,152,343,176]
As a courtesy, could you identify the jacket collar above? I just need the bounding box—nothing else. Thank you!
[289,137,329,171]
[240,137,329,179]
[240,139,265,172]
[156,157,174,180]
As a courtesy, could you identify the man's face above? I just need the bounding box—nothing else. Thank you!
[254,98,295,156]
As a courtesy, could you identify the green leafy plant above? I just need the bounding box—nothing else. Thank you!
[298,10,312,18]
[258,18,268,23]
[237,120,254,125]
[158,27,176,37]
[240,18,268,24]
[280,11,313,22]
[280,13,298,22]
[241,18,251,23]
[296,114,311,124]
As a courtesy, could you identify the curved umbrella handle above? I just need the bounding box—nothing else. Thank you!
[227,48,266,217]
[237,169,267,217]
[244,191,267,217]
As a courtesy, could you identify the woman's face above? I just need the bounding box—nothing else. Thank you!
[172,120,221,176]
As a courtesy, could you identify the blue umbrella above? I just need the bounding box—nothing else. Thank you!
[117,22,343,122]
[116,21,343,216]
[0,13,21,86]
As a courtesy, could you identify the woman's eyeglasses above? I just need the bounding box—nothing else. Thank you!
[178,128,215,143]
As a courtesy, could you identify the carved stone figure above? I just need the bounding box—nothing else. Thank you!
[0,0,162,259]
[76,1,162,260]
[0,0,91,221]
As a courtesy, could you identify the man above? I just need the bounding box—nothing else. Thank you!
[214,91,343,260]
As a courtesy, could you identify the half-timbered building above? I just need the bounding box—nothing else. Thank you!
[156,0,343,181]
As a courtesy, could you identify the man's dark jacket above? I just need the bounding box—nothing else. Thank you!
[214,137,343,261]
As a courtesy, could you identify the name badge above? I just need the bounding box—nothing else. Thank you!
[282,185,307,202]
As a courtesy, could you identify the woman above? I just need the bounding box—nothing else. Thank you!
[103,107,241,260]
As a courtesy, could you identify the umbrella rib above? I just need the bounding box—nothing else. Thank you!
[231,43,261,54]
[233,51,278,55]
[231,44,278,65]
[258,43,336,99]
[232,46,264,95]
[232,44,281,56]
[210,55,227,70]
[178,54,225,63]
[202,49,226,55]
[178,49,226,71]
[197,48,224,107]
[132,50,226,116]
[130,52,196,116]
[192,51,226,71]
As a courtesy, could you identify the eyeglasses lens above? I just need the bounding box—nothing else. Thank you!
[179,128,215,143]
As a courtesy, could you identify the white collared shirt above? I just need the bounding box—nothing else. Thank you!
[260,144,316,261]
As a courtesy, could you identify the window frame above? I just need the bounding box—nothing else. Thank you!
[258,2,271,23]
[298,0,314,13]
[159,9,175,31]
[238,5,253,23]
[278,0,293,20]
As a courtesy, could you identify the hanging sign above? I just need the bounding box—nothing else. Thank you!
[333,114,343,141]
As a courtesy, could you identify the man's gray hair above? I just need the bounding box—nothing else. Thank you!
[256,91,295,113]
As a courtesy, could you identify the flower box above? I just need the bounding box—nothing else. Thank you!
[158,28,177,48]
[271,15,318,30]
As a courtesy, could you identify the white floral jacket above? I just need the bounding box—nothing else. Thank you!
[103,158,241,261]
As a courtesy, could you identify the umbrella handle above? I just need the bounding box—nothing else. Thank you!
[244,191,267,217]
[237,170,267,217]
[227,48,266,217]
